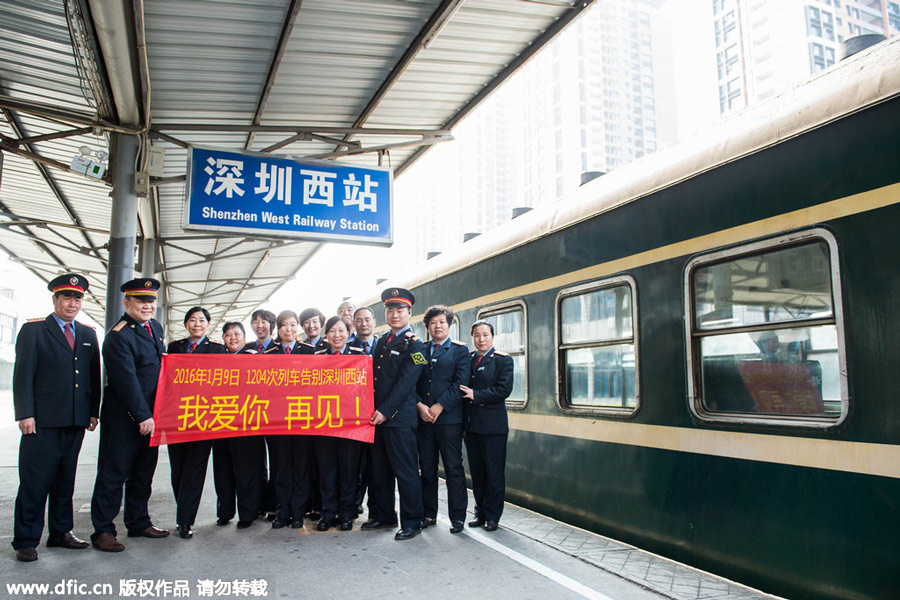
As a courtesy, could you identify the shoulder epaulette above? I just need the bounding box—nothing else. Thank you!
[300,342,315,349]
[451,340,466,346]
[76,320,95,329]
[314,348,327,354]
[404,331,418,340]
[27,317,43,323]
[111,320,127,332]
[263,347,279,354]
[494,351,509,357]
[348,346,363,354]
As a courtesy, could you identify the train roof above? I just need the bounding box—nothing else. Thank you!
[360,36,900,308]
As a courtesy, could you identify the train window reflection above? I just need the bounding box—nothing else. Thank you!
[558,278,638,414]
[686,230,848,426]
[478,304,527,407]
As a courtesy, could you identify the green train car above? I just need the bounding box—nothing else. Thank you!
[364,38,900,599]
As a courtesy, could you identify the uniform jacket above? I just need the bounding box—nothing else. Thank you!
[464,348,514,435]
[416,339,470,426]
[348,335,378,355]
[315,345,364,356]
[241,339,272,354]
[101,313,166,424]
[372,329,426,428]
[167,337,227,355]
[266,340,315,354]
[13,315,101,427]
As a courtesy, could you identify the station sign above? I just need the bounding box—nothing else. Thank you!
[184,146,392,245]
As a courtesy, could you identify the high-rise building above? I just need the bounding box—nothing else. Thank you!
[397,0,675,267]
[713,0,900,114]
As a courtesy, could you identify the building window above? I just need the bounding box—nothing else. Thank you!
[809,42,835,73]
[558,277,638,414]
[478,303,527,407]
[685,229,847,427]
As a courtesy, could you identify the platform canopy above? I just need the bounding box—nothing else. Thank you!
[0,0,593,338]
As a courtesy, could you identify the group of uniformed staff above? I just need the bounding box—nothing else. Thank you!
[10,273,515,562]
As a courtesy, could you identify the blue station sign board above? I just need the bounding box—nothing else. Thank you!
[184,146,393,245]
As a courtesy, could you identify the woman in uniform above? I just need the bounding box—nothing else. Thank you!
[269,310,315,529]
[416,305,470,534]
[212,322,265,530]
[313,316,364,531]
[166,307,226,539]
[460,319,513,533]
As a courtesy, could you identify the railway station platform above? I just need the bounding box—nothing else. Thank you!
[0,393,780,600]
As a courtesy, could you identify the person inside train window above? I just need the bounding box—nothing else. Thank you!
[416,305,471,534]
[312,316,364,532]
[755,331,783,362]
[300,307,327,351]
[212,321,265,532]
[166,307,226,540]
[270,310,315,529]
[460,319,514,533]
[337,301,357,342]
[246,309,276,354]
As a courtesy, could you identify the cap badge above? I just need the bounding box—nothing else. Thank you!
[391,289,398,297]
[144,281,152,288]
[69,276,78,285]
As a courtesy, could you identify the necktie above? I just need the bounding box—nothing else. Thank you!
[284,345,290,354]
[362,341,369,355]
[475,355,483,367]
[189,341,197,353]
[144,323,153,339]
[257,343,264,353]
[64,323,75,351]
[386,333,395,344]
[432,343,441,357]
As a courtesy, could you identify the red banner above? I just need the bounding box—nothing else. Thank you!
[150,354,374,446]
[737,361,826,415]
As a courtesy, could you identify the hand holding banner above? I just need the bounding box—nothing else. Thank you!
[150,354,374,446]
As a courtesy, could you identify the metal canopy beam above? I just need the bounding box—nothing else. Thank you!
[245,0,304,150]
[396,0,596,176]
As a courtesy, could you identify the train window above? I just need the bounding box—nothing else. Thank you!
[685,229,848,427]
[477,303,527,407]
[557,276,638,415]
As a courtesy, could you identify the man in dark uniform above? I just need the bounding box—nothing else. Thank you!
[90,278,169,552]
[361,288,427,540]
[11,273,101,562]
[348,307,378,514]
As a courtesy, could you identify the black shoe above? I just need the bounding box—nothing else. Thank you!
[306,511,321,521]
[483,520,498,532]
[420,517,437,529]
[47,531,89,549]
[236,520,253,529]
[216,518,231,526]
[450,521,464,534]
[361,519,397,530]
[178,524,193,539]
[271,519,288,529]
[467,518,484,528]
[316,519,330,532]
[291,519,303,529]
[15,547,38,562]
[340,520,353,531]
[394,527,421,541]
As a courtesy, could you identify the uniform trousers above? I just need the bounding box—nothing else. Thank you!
[464,432,508,522]
[91,418,159,537]
[271,435,312,521]
[212,436,265,522]
[12,426,85,549]
[261,436,278,514]
[168,440,212,527]
[315,437,362,522]
[417,422,467,523]
[367,426,424,530]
